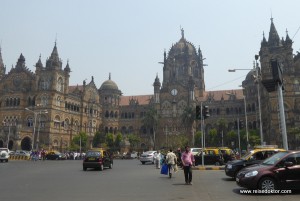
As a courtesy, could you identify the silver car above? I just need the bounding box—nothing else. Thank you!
[140,151,157,165]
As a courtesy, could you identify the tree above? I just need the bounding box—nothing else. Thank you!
[72,132,88,152]
[92,131,106,147]
[128,133,140,149]
[106,133,114,148]
[142,105,160,149]
[114,133,123,149]
[208,128,218,146]
[194,131,202,147]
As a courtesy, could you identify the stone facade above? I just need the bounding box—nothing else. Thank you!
[0,19,299,151]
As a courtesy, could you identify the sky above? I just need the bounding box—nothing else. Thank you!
[1,0,300,96]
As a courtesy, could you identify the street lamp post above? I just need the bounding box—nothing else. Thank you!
[228,63,263,145]
[2,121,12,149]
[25,107,48,150]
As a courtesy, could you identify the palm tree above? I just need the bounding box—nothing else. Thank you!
[142,105,160,149]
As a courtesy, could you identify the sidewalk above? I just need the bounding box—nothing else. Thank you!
[192,165,225,170]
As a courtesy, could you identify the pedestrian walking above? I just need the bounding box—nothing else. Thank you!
[181,146,195,185]
[166,149,177,178]
[155,150,161,169]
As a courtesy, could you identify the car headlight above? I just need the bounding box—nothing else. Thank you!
[226,164,232,169]
[245,170,258,178]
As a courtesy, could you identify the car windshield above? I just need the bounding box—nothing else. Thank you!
[262,152,289,165]
[86,151,101,157]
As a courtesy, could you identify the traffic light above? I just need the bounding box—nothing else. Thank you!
[202,105,210,119]
[239,120,244,129]
[196,105,201,120]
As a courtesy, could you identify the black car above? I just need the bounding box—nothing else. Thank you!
[194,152,224,166]
[225,148,285,178]
[45,151,67,160]
[236,151,300,190]
[83,149,113,171]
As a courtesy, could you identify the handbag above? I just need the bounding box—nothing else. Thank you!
[160,164,168,175]
[174,164,178,172]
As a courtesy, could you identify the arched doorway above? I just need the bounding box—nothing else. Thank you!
[8,140,13,150]
[21,137,32,151]
[0,140,4,147]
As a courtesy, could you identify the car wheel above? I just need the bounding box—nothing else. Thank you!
[259,177,277,190]
[83,167,87,171]
[109,163,113,169]
[100,164,104,171]
[141,162,145,165]
[5,159,8,162]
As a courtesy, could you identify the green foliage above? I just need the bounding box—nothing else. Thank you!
[128,133,141,148]
[92,131,106,147]
[72,132,88,151]
[208,128,218,146]
[106,133,114,148]
[181,106,195,126]
[167,134,189,149]
[194,131,202,147]
[114,133,123,148]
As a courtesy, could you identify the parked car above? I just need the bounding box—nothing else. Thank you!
[0,148,9,162]
[190,148,202,155]
[225,146,286,178]
[130,151,138,159]
[83,148,113,171]
[218,147,235,163]
[236,150,300,190]
[15,150,30,157]
[194,149,224,166]
[45,151,67,160]
[140,151,157,165]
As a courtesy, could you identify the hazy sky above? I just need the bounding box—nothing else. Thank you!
[1,0,300,96]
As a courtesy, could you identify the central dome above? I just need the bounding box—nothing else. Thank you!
[168,30,197,58]
[100,74,119,90]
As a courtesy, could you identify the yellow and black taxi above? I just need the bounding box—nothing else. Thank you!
[236,150,300,190]
[225,146,285,178]
[83,148,113,171]
[194,147,224,166]
[45,151,67,160]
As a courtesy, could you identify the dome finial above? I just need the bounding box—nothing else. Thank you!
[109,72,111,80]
[180,26,184,39]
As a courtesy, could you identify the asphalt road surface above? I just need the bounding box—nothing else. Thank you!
[0,159,299,201]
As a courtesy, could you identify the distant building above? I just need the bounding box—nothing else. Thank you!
[0,19,299,151]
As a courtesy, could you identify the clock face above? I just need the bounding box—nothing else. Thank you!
[171,88,178,96]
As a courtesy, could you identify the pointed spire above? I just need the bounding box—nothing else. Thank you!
[16,53,26,69]
[261,31,267,46]
[35,54,43,68]
[285,28,292,45]
[64,59,71,72]
[46,41,62,69]
[0,46,6,78]
[268,17,281,47]
[109,72,111,80]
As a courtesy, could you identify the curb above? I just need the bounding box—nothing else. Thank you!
[192,166,225,170]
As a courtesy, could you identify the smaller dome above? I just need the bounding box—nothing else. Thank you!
[245,69,256,80]
[100,73,119,90]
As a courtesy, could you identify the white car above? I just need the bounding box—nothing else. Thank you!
[190,148,202,155]
[140,151,157,165]
[0,148,9,162]
[15,150,31,157]
[130,151,138,159]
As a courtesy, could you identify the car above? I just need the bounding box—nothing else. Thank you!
[194,149,224,166]
[130,151,138,159]
[218,147,235,163]
[45,151,67,160]
[190,148,202,155]
[225,146,286,178]
[0,148,9,162]
[83,149,113,171]
[140,151,157,165]
[236,150,300,190]
[15,150,30,157]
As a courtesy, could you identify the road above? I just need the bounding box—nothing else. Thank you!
[0,159,299,201]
